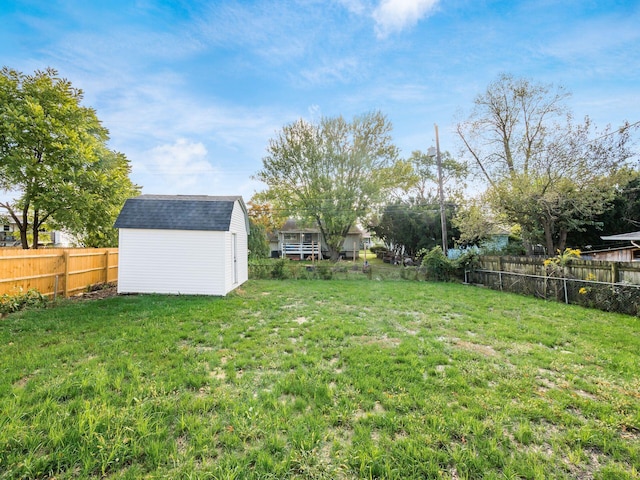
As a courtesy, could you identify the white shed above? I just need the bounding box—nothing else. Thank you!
[114,195,249,295]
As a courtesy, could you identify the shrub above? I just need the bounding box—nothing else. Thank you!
[417,247,456,281]
[369,245,388,256]
[317,263,333,280]
[271,259,288,280]
[0,288,48,315]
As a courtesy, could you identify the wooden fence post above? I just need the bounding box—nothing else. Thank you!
[611,262,619,284]
[104,250,110,283]
[63,250,70,298]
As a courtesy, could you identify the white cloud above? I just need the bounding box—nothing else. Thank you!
[372,0,440,38]
[142,139,218,194]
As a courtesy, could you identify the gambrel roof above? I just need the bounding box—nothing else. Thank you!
[114,195,247,231]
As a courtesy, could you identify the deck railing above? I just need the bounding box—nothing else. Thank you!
[282,242,322,259]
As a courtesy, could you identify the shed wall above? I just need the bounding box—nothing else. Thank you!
[118,229,226,295]
[225,202,249,293]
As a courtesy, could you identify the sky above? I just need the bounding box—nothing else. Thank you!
[1,0,639,201]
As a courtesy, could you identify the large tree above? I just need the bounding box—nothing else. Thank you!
[457,74,636,254]
[255,111,411,260]
[370,148,466,256]
[0,67,139,248]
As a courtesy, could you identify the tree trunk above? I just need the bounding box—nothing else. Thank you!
[20,209,30,249]
[543,223,554,256]
[19,226,29,249]
[557,229,568,252]
[32,211,40,249]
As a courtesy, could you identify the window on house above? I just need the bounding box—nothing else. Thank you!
[283,233,299,243]
[3,225,9,232]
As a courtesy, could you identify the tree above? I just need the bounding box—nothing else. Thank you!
[247,194,287,234]
[404,149,467,201]
[369,197,458,257]
[370,148,466,257]
[248,219,270,259]
[457,74,636,253]
[566,170,640,248]
[254,111,411,260]
[452,196,500,247]
[0,67,139,248]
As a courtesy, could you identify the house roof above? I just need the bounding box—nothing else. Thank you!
[114,195,246,231]
[600,231,640,242]
[279,218,364,236]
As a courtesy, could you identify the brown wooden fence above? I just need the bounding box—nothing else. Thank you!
[0,248,118,298]
[477,256,640,285]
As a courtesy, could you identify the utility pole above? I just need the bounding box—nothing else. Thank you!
[435,124,448,256]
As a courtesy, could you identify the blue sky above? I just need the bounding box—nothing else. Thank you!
[1,0,639,201]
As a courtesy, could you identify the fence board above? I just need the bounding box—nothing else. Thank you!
[0,248,118,297]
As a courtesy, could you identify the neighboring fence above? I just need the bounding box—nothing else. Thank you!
[467,256,640,316]
[0,248,118,298]
[475,256,640,285]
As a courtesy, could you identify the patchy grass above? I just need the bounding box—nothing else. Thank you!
[1,280,638,479]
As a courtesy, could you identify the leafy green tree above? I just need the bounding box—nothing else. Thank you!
[248,219,270,259]
[247,193,287,234]
[404,149,467,201]
[566,171,640,248]
[457,74,636,254]
[370,198,458,257]
[0,67,139,248]
[255,111,411,260]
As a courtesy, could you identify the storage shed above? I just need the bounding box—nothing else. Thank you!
[114,195,249,295]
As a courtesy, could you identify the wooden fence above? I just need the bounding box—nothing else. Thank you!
[0,248,118,298]
[477,256,640,285]
[468,255,640,316]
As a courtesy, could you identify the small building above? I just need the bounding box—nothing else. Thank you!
[114,195,249,295]
[587,231,640,262]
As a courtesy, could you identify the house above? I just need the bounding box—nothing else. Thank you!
[114,195,249,295]
[585,231,640,262]
[0,218,74,247]
[271,219,363,260]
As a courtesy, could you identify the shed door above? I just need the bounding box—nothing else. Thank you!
[232,233,238,284]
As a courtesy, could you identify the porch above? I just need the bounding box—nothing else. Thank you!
[282,242,324,260]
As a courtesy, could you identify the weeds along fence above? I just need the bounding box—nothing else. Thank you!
[249,261,414,282]
[467,256,640,317]
[249,259,460,283]
[0,248,118,298]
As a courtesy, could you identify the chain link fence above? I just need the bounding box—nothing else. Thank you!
[465,268,640,317]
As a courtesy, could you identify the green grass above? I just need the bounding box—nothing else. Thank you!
[1,280,639,479]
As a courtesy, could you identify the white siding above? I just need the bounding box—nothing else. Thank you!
[226,201,249,292]
[118,228,227,295]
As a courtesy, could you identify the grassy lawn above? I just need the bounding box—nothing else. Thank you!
[1,280,639,479]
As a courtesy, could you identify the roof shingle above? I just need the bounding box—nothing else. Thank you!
[114,195,243,231]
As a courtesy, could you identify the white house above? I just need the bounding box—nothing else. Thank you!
[114,195,249,295]
[270,219,364,260]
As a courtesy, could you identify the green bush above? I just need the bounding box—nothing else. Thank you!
[417,247,456,281]
[317,263,333,280]
[271,259,288,280]
[0,288,48,315]
[369,245,388,255]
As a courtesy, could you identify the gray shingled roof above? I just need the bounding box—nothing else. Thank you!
[114,195,245,231]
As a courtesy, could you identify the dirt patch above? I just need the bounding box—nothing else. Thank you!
[456,340,498,357]
[71,283,119,301]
